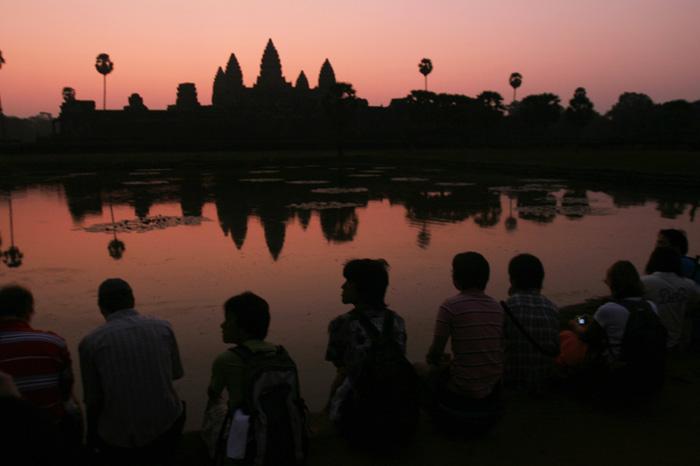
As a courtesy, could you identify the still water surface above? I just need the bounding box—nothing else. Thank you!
[1,163,698,429]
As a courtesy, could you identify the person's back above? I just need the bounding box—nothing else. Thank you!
[438,290,503,398]
[81,310,183,444]
[642,247,700,349]
[427,252,503,401]
[0,286,75,422]
[80,278,184,463]
[503,254,560,393]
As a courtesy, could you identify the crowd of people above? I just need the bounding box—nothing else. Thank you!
[1,228,699,465]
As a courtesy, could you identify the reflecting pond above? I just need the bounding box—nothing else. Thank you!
[1,162,698,429]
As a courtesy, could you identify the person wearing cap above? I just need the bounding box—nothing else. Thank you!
[79,278,185,465]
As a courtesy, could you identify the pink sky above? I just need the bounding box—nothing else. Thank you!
[1,0,699,117]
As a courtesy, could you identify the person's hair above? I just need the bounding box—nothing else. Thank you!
[658,229,688,255]
[343,259,390,307]
[645,246,682,275]
[224,292,270,340]
[452,252,490,291]
[508,253,544,290]
[0,285,34,318]
[606,261,644,299]
[98,278,135,314]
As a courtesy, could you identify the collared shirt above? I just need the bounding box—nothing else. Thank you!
[0,319,73,420]
[208,339,277,410]
[79,309,184,448]
[434,291,503,399]
[503,291,560,392]
[326,307,407,380]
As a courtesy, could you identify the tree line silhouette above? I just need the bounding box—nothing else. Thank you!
[1,42,699,148]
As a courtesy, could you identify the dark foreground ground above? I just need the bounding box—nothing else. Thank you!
[176,350,700,466]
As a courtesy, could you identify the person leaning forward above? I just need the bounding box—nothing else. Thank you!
[79,278,185,465]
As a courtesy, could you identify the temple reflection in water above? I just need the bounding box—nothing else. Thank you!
[0,163,697,267]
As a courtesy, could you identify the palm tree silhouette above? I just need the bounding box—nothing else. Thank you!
[322,82,358,157]
[2,195,23,268]
[509,72,522,102]
[0,50,6,138]
[95,53,114,110]
[418,58,433,92]
[107,202,125,260]
[0,50,5,115]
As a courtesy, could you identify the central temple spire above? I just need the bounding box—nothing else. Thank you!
[255,39,287,89]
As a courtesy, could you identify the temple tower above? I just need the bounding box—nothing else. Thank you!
[295,71,310,91]
[255,39,287,90]
[318,59,336,91]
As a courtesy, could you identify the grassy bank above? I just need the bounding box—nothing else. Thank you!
[1,148,699,182]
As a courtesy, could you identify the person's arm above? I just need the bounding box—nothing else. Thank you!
[167,325,184,380]
[426,304,451,365]
[324,317,348,406]
[206,352,227,411]
[426,335,450,365]
[58,338,75,402]
[570,316,606,350]
[79,339,103,450]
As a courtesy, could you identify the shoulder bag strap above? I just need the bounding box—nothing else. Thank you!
[350,309,383,343]
[501,300,559,358]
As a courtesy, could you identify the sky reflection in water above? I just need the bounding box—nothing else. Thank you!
[0,164,698,428]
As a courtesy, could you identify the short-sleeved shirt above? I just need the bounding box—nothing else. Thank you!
[0,319,73,421]
[642,272,700,348]
[593,298,658,359]
[504,291,560,391]
[208,339,278,410]
[79,309,184,448]
[325,308,406,380]
[434,291,503,399]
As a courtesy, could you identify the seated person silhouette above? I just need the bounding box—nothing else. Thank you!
[424,252,503,432]
[325,259,416,445]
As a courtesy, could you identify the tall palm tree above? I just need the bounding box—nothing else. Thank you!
[0,50,5,138]
[509,72,522,102]
[0,50,5,115]
[95,53,114,110]
[418,58,433,92]
[322,82,358,158]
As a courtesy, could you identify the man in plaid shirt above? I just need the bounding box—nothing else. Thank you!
[503,254,560,392]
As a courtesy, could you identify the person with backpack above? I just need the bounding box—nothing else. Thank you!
[206,292,307,466]
[424,252,503,431]
[568,261,667,399]
[325,258,417,445]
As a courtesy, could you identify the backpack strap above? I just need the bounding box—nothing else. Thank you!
[350,309,394,343]
[501,301,559,358]
[230,344,255,362]
[616,298,652,315]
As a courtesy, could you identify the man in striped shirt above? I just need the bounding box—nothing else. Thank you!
[79,278,184,464]
[426,252,504,407]
[0,285,75,422]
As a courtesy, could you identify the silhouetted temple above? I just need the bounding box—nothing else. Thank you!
[56,39,360,146]
[51,38,700,149]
